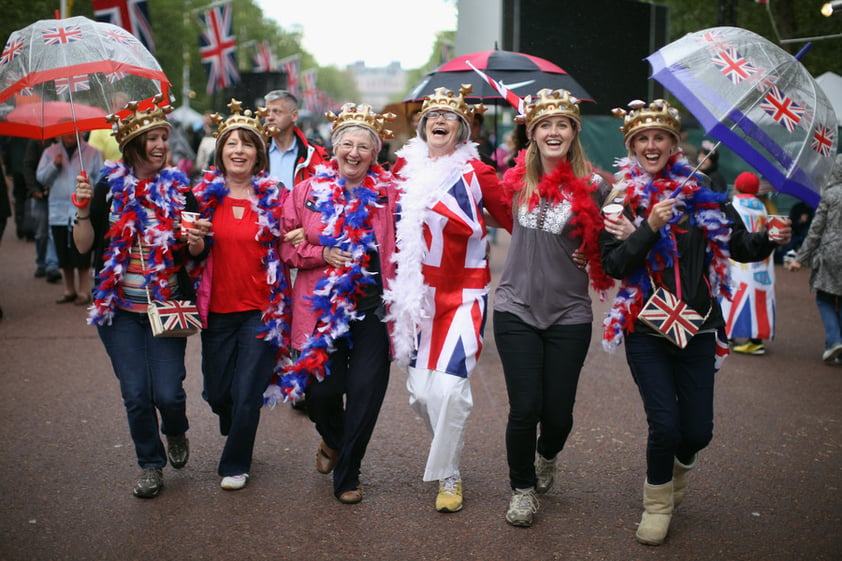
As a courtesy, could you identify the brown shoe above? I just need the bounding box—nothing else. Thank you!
[338,486,362,504]
[316,440,338,474]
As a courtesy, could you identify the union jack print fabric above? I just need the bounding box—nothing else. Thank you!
[412,165,490,377]
[711,48,758,85]
[93,0,156,53]
[42,25,83,45]
[638,287,706,348]
[149,300,201,337]
[812,124,835,158]
[760,86,805,133]
[198,2,239,95]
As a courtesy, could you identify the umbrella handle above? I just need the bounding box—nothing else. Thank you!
[71,170,90,208]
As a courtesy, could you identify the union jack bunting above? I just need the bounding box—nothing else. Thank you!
[760,86,804,133]
[301,69,318,111]
[198,2,239,95]
[638,287,706,348]
[279,55,300,97]
[55,75,91,94]
[93,0,156,53]
[253,41,275,73]
[711,48,758,85]
[812,124,835,157]
[42,25,83,45]
[0,37,25,67]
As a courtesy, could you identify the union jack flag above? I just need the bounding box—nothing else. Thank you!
[55,75,91,95]
[198,2,239,95]
[811,124,835,157]
[638,287,706,348]
[301,69,318,111]
[467,61,525,114]
[42,25,83,45]
[0,37,24,67]
[412,164,491,377]
[105,71,128,83]
[150,300,202,336]
[103,28,135,46]
[695,29,731,51]
[711,48,758,85]
[760,86,804,133]
[279,55,300,98]
[93,0,156,53]
[253,41,274,73]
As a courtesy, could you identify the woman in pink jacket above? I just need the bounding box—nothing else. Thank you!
[279,103,398,505]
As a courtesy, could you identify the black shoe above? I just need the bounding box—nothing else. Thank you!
[34,268,46,278]
[133,467,163,498]
[166,434,189,469]
[45,270,62,283]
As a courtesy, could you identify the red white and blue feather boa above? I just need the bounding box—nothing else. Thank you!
[501,150,614,295]
[88,162,190,326]
[191,167,292,388]
[279,160,390,402]
[601,152,732,352]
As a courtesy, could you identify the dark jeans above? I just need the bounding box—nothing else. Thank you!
[494,310,591,490]
[201,310,276,477]
[625,331,716,485]
[97,308,189,468]
[305,310,390,497]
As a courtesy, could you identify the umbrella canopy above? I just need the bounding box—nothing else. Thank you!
[5,100,107,138]
[0,15,171,140]
[647,26,837,207]
[405,49,593,103]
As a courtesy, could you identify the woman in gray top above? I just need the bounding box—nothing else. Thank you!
[493,89,614,527]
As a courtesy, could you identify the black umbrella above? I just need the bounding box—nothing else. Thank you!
[405,49,593,103]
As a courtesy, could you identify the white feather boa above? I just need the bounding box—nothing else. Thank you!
[383,138,480,366]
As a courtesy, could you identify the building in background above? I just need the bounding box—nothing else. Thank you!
[348,61,407,110]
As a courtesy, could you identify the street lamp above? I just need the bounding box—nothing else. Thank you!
[821,0,842,16]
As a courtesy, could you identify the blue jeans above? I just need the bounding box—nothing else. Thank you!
[31,198,58,272]
[816,290,842,350]
[624,331,716,485]
[494,311,591,490]
[97,308,189,468]
[201,310,276,477]
[305,310,390,497]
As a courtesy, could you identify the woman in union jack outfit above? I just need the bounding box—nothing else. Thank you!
[387,85,512,514]
[600,99,790,545]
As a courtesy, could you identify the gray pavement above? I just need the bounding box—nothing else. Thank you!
[1,226,840,561]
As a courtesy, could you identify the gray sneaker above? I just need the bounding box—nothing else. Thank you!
[535,453,556,494]
[133,467,163,498]
[167,433,189,469]
[506,487,539,527]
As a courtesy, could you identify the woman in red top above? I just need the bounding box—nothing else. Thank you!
[192,100,292,491]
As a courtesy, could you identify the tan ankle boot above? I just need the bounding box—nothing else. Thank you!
[672,455,697,508]
[636,481,674,545]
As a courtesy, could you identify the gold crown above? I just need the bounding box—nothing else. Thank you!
[515,88,581,130]
[211,99,277,145]
[325,103,396,140]
[107,93,172,149]
[420,85,487,124]
[612,99,681,147]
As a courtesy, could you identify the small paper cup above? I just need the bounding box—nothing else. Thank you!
[767,214,789,241]
[602,203,624,221]
[181,211,199,236]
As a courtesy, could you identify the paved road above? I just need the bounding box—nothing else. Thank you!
[1,227,840,561]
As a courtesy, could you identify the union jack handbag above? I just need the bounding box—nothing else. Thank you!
[138,239,201,338]
[638,267,710,349]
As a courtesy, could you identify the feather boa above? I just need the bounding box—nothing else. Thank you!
[501,151,614,295]
[383,139,479,366]
[190,168,292,404]
[88,162,190,326]
[279,160,390,402]
[601,153,732,352]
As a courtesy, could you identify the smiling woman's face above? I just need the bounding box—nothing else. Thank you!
[631,129,677,175]
[424,109,462,158]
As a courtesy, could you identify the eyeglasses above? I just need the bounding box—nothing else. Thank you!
[336,141,374,154]
[425,110,460,121]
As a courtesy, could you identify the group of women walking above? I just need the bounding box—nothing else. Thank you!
[70,87,792,546]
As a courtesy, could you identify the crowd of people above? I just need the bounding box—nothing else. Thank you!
[14,81,842,548]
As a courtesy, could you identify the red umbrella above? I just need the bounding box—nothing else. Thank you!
[4,100,107,139]
[405,49,593,103]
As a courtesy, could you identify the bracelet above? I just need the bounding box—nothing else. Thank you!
[74,214,91,224]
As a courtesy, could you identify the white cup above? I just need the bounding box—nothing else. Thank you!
[602,203,624,221]
[180,211,199,237]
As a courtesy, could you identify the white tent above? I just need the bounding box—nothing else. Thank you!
[170,104,204,130]
[817,72,842,124]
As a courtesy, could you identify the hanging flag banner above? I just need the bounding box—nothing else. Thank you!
[301,68,318,112]
[93,0,156,53]
[198,2,239,95]
[253,41,275,73]
[279,54,300,98]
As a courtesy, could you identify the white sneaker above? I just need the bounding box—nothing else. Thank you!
[221,473,249,490]
[506,487,539,527]
[534,453,556,494]
[822,343,842,362]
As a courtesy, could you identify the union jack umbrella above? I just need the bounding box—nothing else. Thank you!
[647,26,837,207]
[0,15,170,141]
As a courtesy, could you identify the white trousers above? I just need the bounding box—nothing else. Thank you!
[407,366,473,482]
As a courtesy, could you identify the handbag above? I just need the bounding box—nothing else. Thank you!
[138,237,201,338]
[638,259,710,349]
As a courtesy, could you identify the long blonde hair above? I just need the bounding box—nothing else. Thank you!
[516,126,590,207]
